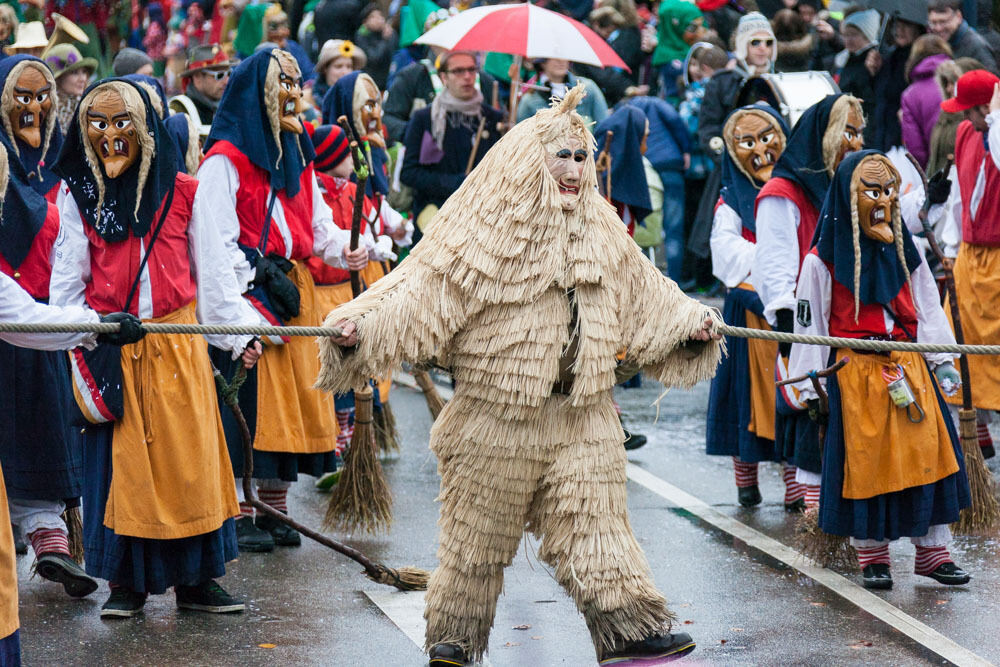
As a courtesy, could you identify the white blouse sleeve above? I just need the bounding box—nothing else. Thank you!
[710,202,754,288]
[911,255,958,368]
[787,253,832,401]
[752,195,801,326]
[50,190,92,311]
[1,271,98,350]
[195,154,256,292]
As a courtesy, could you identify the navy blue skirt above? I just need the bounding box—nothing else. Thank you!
[0,341,82,500]
[706,287,779,463]
[82,422,238,595]
[818,357,971,541]
[0,629,19,667]
[209,346,337,481]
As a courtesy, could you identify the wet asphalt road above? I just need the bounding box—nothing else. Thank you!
[14,374,1000,666]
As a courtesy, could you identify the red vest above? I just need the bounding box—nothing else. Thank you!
[0,203,59,299]
[83,174,198,317]
[820,254,918,340]
[756,177,819,268]
[306,172,378,285]
[204,140,316,260]
[954,120,1000,246]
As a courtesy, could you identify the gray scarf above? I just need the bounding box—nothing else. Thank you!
[430,87,484,149]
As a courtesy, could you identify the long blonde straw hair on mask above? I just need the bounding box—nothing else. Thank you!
[77,81,155,220]
[0,60,58,164]
[847,154,912,322]
[264,49,306,170]
[822,95,863,178]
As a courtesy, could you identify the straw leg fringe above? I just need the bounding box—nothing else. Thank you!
[424,394,673,662]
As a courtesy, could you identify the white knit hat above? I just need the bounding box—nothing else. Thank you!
[842,9,881,46]
[733,12,777,71]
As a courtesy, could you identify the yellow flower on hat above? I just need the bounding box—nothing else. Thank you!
[339,40,356,58]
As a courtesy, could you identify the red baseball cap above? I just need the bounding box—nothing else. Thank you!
[941,69,1000,113]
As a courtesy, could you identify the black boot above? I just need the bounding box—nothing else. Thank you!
[623,429,648,451]
[784,498,807,513]
[981,444,995,460]
[236,516,275,553]
[862,563,893,590]
[600,632,696,665]
[428,642,468,667]
[737,485,762,507]
[256,512,302,547]
[921,562,971,585]
[11,524,25,555]
[35,552,99,598]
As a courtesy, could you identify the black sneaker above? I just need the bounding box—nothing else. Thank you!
[175,580,245,613]
[100,588,148,618]
[862,563,893,590]
[784,498,807,513]
[623,430,648,451]
[428,643,468,667]
[981,444,995,460]
[738,485,762,508]
[256,512,301,547]
[921,562,971,585]
[236,516,275,553]
[35,552,99,598]
[600,632,696,665]
[12,524,26,555]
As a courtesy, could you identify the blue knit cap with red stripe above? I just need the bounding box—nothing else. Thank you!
[311,124,351,172]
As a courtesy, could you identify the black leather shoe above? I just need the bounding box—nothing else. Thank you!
[921,562,971,585]
[981,444,995,460]
[623,429,648,451]
[862,563,893,590]
[784,498,807,513]
[256,512,301,547]
[738,485,762,507]
[36,552,99,598]
[428,643,468,667]
[599,632,696,665]
[236,516,274,553]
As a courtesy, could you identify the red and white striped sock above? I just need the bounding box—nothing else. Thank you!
[914,545,952,575]
[335,408,355,456]
[239,501,254,519]
[978,418,993,449]
[28,528,69,557]
[257,488,288,513]
[733,459,759,488]
[855,544,890,569]
[783,465,806,503]
[804,484,821,509]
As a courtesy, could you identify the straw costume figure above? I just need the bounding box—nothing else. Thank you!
[789,150,971,590]
[752,93,865,512]
[706,104,793,508]
[317,84,722,666]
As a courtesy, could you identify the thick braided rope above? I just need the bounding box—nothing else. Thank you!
[2,320,1000,355]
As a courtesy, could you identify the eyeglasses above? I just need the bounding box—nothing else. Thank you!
[443,66,477,77]
[749,38,775,47]
[202,69,230,80]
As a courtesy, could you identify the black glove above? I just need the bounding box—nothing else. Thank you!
[775,308,794,358]
[98,312,145,346]
[806,399,828,427]
[254,255,300,321]
[927,169,952,205]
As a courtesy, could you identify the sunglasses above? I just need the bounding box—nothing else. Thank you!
[750,38,775,47]
[201,69,230,80]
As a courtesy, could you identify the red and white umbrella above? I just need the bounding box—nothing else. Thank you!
[415,3,629,71]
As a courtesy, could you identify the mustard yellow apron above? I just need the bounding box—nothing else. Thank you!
[0,473,19,639]
[254,262,338,453]
[741,284,777,442]
[946,244,1000,409]
[836,349,958,500]
[106,303,239,539]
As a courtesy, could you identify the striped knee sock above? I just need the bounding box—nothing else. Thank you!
[733,459,758,488]
[783,465,805,503]
[239,501,254,518]
[914,545,952,576]
[978,418,993,449]
[257,488,288,513]
[855,544,890,569]
[335,408,355,456]
[804,484,821,509]
[28,528,69,557]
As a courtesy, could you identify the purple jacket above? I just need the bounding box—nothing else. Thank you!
[900,53,951,167]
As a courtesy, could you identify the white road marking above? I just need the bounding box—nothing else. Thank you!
[380,376,993,666]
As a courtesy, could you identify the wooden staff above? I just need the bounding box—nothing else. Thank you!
[594,130,614,202]
[904,152,1000,535]
[777,357,849,440]
[464,116,488,176]
[491,79,500,111]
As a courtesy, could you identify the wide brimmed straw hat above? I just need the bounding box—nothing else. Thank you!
[5,21,47,55]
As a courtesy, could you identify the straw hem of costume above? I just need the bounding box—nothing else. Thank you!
[82,420,237,594]
[819,360,970,541]
[706,286,779,463]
